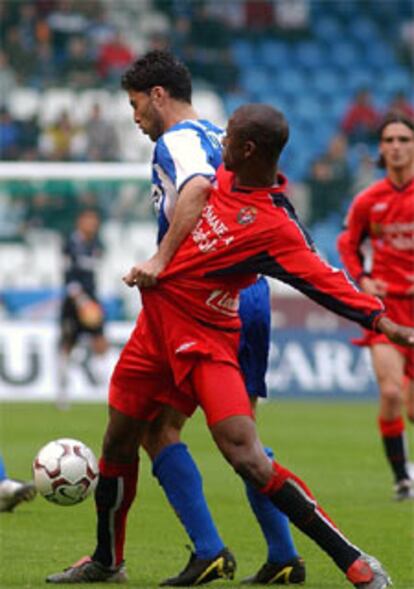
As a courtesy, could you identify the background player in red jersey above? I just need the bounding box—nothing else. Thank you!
[338,113,414,501]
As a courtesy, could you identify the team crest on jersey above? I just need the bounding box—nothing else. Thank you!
[237,206,257,225]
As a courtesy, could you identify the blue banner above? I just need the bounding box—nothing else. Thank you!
[267,328,377,398]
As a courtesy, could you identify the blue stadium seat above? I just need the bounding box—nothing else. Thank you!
[223,94,247,117]
[257,40,292,70]
[345,68,377,94]
[230,40,257,67]
[311,220,343,266]
[313,16,343,42]
[362,42,397,68]
[294,95,325,123]
[239,67,270,98]
[346,18,381,44]
[380,68,413,95]
[311,70,343,99]
[325,41,361,69]
[293,41,326,70]
[274,70,307,101]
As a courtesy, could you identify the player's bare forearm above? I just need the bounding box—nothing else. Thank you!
[157,176,212,268]
[377,316,414,346]
[123,176,212,289]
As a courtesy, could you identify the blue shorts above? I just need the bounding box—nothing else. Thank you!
[238,276,271,398]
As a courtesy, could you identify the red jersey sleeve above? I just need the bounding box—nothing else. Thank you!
[210,195,385,331]
[337,191,372,282]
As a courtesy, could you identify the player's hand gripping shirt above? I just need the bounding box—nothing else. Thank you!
[338,177,414,297]
[151,119,223,243]
[151,165,384,332]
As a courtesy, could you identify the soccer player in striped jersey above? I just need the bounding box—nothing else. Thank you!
[46,52,302,586]
[338,112,414,501]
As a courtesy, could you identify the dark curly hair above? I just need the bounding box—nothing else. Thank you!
[121,50,192,102]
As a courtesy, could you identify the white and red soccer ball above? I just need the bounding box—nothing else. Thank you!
[33,438,98,506]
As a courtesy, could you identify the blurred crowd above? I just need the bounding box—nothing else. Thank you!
[0,0,413,243]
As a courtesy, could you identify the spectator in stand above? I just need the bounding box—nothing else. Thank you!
[0,108,20,160]
[398,18,414,67]
[387,91,414,119]
[341,89,381,145]
[87,5,116,58]
[351,146,377,195]
[273,0,310,39]
[172,3,239,92]
[33,39,59,88]
[62,36,97,89]
[244,0,275,36]
[16,2,38,52]
[326,133,351,183]
[85,103,119,161]
[0,50,18,98]
[3,25,37,83]
[39,110,86,161]
[47,0,89,58]
[18,115,41,161]
[97,31,134,85]
[306,134,351,225]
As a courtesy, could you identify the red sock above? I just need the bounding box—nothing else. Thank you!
[260,461,360,572]
[93,457,139,567]
[378,416,409,482]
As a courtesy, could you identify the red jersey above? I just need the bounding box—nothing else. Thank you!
[338,177,414,297]
[145,165,384,332]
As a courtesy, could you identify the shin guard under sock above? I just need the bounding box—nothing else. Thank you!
[92,457,138,568]
[379,416,410,482]
[261,461,360,573]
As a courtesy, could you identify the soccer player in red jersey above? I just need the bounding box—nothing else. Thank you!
[47,104,412,588]
[338,113,414,501]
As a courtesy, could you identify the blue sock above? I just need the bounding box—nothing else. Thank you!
[0,456,7,481]
[152,443,224,559]
[245,447,298,564]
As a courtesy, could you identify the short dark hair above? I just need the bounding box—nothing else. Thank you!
[234,104,289,164]
[377,111,414,168]
[121,50,192,102]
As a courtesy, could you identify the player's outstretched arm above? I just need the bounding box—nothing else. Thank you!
[123,176,211,288]
[377,316,414,346]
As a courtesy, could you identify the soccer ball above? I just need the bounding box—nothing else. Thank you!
[33,438,99,506]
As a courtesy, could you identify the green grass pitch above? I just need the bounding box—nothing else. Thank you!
[0,400,413,588]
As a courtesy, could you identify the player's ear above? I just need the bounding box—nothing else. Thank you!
[150,86,166,104]
[244,140,256,158]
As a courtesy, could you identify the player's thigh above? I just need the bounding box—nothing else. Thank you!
[371,343,405,394]
[404,378,414,421]
[143,406,188,460]
[191,360,252,427]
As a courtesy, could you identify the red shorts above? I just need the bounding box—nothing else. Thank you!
[353,296,414,379]
[109,290,252,426]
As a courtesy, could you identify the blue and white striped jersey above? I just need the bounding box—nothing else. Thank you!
[151,118,224,243]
